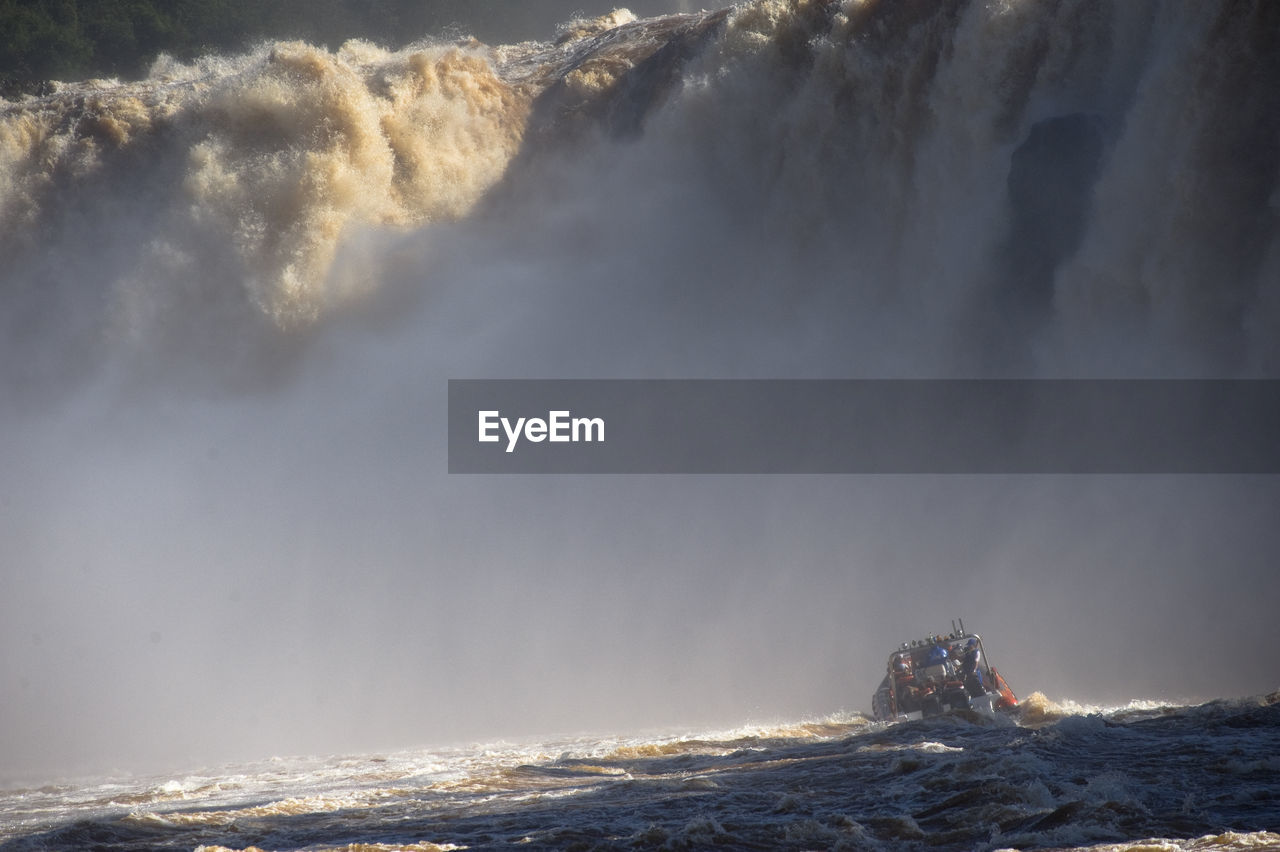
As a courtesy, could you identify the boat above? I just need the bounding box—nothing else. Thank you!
[871,620,1017,722]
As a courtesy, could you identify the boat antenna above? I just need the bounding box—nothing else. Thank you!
[959,617,966,635]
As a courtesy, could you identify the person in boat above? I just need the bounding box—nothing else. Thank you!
[916,639,952,686]
[893,657,921,713]
[959,638,985,694]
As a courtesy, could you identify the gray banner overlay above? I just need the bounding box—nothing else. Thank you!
[447,380,1280,474]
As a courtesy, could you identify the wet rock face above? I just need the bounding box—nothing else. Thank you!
[990,111,1109,358]
[517,10,733,146]
[961,112,1108,371]
[1006,112,1108,309]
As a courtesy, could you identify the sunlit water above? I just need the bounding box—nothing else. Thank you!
[3,693,1277,850]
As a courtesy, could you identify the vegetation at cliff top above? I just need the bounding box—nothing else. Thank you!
[0,0,483,96]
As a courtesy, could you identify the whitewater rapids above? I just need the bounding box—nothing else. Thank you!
[3,694,1279,850]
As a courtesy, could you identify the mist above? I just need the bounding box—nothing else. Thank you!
[2,0,1278,784]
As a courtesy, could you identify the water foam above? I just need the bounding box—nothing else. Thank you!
[3,0,1276,376]
[1,37,530,339]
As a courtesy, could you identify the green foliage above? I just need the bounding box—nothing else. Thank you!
[0,0,481,97]
[1,0,94,90]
